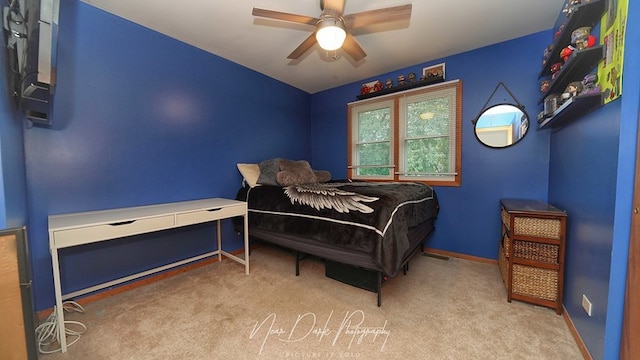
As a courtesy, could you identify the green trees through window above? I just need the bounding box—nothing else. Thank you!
[357,106,391,176]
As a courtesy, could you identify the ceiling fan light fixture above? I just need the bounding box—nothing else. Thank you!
[315,17,346,51]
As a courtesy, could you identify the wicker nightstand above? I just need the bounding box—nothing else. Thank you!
[498,199,567,314]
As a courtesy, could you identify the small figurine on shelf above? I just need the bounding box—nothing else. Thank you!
[360,83,371,95]
[385,78,393,89]
[564,81,584,98]
[373,80,383,92]
[544,93,563,117]
[560,45,574,62]
[397,74,405,86]
[554,24,565,40]
[575,34,597,50]
[407,72,416,82]
[580,73,601,95]
[550,62,563,80]
[571,26,597,50]
[563,0,582,17]
[584,35,597,49]
[542,44,553,66]
[540,79,551,94]
[571,27,590,45]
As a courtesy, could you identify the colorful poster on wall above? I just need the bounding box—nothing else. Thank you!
[598,0,628,104]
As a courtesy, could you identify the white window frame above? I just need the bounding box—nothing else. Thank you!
[347,80,462,187]
[398,85,458,182]
[348,99,395,180]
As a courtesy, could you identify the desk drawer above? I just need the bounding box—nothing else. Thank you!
[53,215,175,248]
[176,205,245,226]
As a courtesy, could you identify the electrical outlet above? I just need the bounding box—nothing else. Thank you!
[582,294,593,316]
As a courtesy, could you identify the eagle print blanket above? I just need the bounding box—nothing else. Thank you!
[238,181,439,276]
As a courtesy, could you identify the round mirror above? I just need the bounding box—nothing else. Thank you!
[474,103,529,148]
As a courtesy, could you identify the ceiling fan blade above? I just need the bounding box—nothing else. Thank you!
[321,0,345,16]
[343,4,412,29]
[252,8,319,26]
[287,32,318,59]
[341,33,366,62]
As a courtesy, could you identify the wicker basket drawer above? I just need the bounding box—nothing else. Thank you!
[513,239,560,264]
[514,216,562,239]
[512,264,558,301]
[502,209,562,239]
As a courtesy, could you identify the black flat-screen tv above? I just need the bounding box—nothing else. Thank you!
[3,0,57,125]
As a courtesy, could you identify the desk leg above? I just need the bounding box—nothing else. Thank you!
[50,248,68,352]
[244,214,249,275]
[216,220,222,262]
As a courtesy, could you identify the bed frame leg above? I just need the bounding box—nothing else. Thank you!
[295,251,300,276]
[377,272,382,307]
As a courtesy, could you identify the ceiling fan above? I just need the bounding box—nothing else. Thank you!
[251,0,412,61]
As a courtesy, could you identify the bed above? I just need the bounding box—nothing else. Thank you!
[235,160,439,305]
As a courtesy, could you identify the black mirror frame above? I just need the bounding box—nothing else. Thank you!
[473,103,530,149]
[471,82,529,149]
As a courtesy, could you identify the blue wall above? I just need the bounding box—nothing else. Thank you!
[22,1,310,310]
[547,1,639,358]
[311,31,551,260]
[548,102,619,358]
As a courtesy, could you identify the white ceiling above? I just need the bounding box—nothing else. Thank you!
[79,0,564,94]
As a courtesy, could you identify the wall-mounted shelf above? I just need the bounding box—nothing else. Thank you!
[356,77,444,100]
[537,0,606,131]
[538,93,603,130]
[539,0,606,78]
[539,46,604,103]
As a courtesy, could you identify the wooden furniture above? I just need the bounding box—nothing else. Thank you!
[0,227,37,359]
[48,198,248,353]
[498,198,567,314]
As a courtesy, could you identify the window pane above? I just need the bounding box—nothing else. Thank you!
[357,142,390,165]
[357,142,390,176]
[358,167,390,176]
[358,108,390,142]
[404,137,450,174]
[406,98,450,137]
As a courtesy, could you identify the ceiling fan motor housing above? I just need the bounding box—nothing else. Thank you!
[315,16,346,51]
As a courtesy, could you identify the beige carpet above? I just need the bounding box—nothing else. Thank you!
[40,244,582,359]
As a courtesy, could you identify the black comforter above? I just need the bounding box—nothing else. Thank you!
[237,181,439,276]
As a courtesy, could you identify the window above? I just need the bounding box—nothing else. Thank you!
[348,80,461,186]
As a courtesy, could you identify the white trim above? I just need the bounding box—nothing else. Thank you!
[349,98,395,180]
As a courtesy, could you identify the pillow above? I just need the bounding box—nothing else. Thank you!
[257,158,282,186]
[236,163,260,188]
[314,170,332,183]
[276,159,318,186]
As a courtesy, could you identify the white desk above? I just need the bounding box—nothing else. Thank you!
[48,198,248,352]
